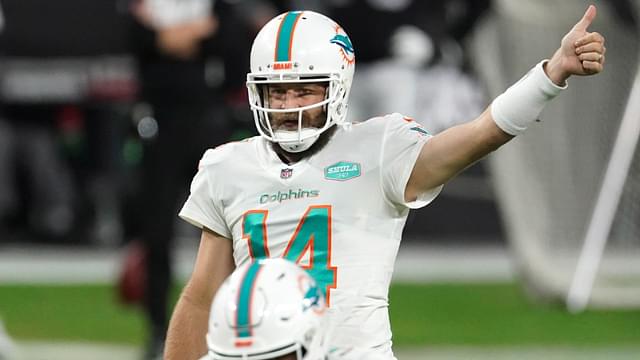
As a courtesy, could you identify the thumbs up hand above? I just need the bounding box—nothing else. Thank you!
[545,5,606,85]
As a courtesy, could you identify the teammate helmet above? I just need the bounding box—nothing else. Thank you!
[206,258,326,360]
[247,11,355,153]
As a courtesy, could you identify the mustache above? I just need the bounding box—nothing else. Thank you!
[273,113,304,122]
[268,110,326,129]
[279,116,299,122]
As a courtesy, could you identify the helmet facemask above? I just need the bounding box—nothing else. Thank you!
[247,74,348,153]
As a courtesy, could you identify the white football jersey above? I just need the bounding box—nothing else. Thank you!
[180,113,442,358]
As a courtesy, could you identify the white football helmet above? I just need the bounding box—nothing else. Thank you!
[205,259,327,360]
[247,11,355,153]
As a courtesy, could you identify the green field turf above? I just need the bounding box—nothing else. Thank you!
[0,283,638,346]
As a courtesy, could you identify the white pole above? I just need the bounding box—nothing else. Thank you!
[566,67,640,313]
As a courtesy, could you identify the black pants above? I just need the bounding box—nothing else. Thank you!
[139,102,228,341]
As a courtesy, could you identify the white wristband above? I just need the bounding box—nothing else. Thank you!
[491,60,567,136]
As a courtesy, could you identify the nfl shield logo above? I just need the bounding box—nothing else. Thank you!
[280,168,293,179]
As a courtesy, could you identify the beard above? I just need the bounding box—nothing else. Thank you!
[269,108,336,164]
[270,124,337,165]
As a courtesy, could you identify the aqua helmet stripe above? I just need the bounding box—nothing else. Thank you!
[274,11,303,62]
[235,262,263,345]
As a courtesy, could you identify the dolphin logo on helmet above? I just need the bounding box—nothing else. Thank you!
[330,34,354,55]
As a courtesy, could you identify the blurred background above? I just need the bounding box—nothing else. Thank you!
[0,0,639,359]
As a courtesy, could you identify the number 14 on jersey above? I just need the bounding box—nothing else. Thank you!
[242,205,337,305]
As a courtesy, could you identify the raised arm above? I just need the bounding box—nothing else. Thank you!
[405,5,605,201]
[164,228,235,360]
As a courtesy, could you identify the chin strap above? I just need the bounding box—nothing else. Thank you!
[275,129,320,153]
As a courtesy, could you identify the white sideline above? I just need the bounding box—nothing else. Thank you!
[0,241,515,284]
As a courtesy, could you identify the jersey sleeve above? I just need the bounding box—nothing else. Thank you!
[380,113,443,209]
[178,149,232,238]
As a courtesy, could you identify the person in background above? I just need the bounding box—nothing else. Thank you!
[127,0,247,358]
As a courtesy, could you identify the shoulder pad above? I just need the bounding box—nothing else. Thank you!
[197,138,255,169]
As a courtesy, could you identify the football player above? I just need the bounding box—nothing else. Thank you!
[202,258,382,360]
[168,7,605,359]
[202,258,327,360]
